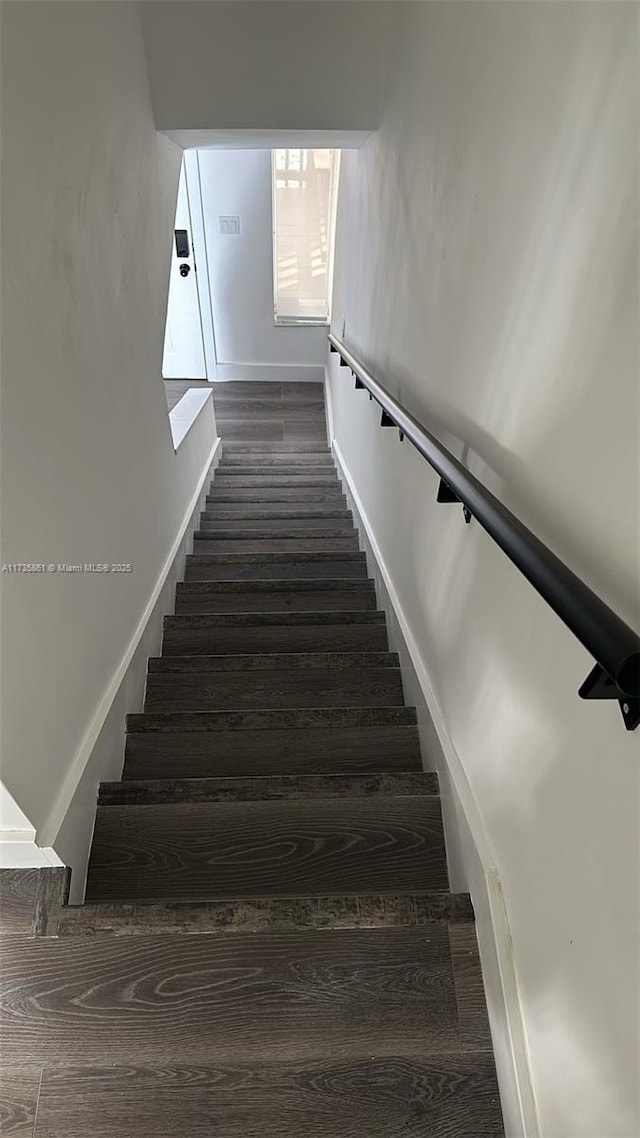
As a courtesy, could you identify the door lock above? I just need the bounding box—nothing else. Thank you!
[179,263,191,278]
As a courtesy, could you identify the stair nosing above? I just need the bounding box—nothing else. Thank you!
[148,651,399,673]
[56,891,474,937]
[126,706,419,732]
[176,579,375,593]
[98,772,437,805]
[163,610,385,628]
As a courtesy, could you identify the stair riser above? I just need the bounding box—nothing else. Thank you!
[214,459,332,470]
[149,651,396,673]
[215,424,327,444]
[219,454,334,467]
[175,591,377,613]
[201,505,351,520]
[124,725,421,780]
[193,537,360,554]
[100,773,434,806]
[214,400,325,418]
[221,442,329,453]
[85,798,448,903]
[143,670,404,712]
[212,476,338,488]
[162,626,389,654]
[184,559,368,581]
[207,488,345,503]
[198,519,353,535]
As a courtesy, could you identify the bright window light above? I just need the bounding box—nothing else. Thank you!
[272,149,340,325]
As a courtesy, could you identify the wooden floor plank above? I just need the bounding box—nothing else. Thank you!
[33,1056,503,1137]
[0,1065,41,1136]
[1,928,459,1065]
[0,871,40,936]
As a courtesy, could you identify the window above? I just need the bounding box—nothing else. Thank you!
[272,148,340,325]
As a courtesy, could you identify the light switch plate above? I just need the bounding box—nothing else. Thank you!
[219,215,241,236]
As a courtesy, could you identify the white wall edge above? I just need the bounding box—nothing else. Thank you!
[0,842,64,868]
[37,433,222,849]
[331,431,540,1138]
[169,386,213,449]
[166,129,373,150]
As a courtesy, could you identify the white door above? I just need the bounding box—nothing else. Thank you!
[162,162,207,379]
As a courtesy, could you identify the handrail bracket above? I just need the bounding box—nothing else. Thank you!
[437,478,472,524]
[579,664,640,731]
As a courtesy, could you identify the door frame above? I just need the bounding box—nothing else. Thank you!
[183,150,218,379]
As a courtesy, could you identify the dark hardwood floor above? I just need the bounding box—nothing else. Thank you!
[1,381,503,1136]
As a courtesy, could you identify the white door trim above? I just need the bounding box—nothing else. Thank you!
[184,150,217,379]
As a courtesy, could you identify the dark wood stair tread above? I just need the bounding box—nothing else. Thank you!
[1,927,462,1064]
[31,1055,503,1137]
[148,649,395,671]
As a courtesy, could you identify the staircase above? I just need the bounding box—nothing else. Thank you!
[4,383,504,1135]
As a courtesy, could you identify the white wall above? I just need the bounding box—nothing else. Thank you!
[141,1,390,134]
[327,4,639,1137]
[0,3,215,865]
[196,149,326,376]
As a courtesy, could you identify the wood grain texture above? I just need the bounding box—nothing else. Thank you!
[212,474,338,487]
[195,524,357,540]
[127,706,417,733]
[193,536,359,554]
[449,924,494,1052]
[143,667,404,712]
[162,620,388,655]
[213,399,325,418]
[0,871,40,935]
[33,1056,503,1137]
[201,504,351,519]
[85,795,447,901]
[123,723,422,780]
[1,928,459,1064]
[207,487,345,502]
[0,1067,41,1136]
[212,464,334,477]
[99,772,437,806]
[85,797,448,902]
[148,649,395,671]
[174,586,376,614]
[185,553,368,580]
[220,446,334,459]
[58,893,474,938]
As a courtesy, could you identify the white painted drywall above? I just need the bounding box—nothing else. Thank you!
[0,3,215,870]
[141,1,390,133]
[197,148,327,373]
[327,5,639,1137]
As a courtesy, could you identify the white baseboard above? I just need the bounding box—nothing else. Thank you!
[331,433,540,1138]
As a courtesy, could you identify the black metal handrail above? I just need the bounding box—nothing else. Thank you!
[329,333,640,731]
